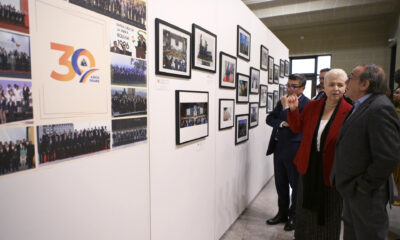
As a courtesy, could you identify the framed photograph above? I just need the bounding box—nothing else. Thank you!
[155,18,191,78]
[249,67,260,94]
[219,51,237,89]
[236,25,251,61]
[285,60,290,76]
[0,0,29,34]
[279,84,287,99]
[280,59,285,78]
[192,24,217,73]
[249,102,259,128]
[235,114,249,144]
[273,90,279,108]
[111,87,147,117]
[112,117,147,147]
[268,56,274,84]
[260,45,268,71]
[273,64,279,84]
[259,84,268,108]
[267,92,273,113]
[236,73,250,103]
[219,99,234,130]
[176,90,209,145]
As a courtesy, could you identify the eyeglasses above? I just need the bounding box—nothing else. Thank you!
[287,84,302,89]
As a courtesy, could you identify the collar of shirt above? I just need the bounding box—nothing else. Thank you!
[353,93,372,112]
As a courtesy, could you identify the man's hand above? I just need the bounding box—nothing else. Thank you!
[281,121,289,127]
[287,95,298,111]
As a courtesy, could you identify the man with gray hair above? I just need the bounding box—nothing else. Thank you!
[332,64,400,240]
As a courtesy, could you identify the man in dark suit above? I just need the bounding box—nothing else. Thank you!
[314,68,330,100]
[110,41,121,53]
[332,64,400,240]
[266,74,310,231]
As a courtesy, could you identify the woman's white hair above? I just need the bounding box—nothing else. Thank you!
[324,68,347,84]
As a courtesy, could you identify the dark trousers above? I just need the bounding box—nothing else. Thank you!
[342,183,389,240]
[273,142,299,219]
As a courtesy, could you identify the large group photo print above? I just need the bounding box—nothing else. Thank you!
[0,0,29,34]
[111,86,147,117]
[111,53,146,87]
[112,117,147,148]
[0,79,32,125]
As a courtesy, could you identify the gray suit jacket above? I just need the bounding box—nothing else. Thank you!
[332,94,400,200]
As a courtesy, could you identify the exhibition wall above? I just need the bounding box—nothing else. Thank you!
[0,0,288,240]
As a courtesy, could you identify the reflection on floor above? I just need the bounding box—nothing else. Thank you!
[220,177,400,240]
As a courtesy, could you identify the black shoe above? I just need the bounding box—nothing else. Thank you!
[283,218,295,231]
[266,213,288,225]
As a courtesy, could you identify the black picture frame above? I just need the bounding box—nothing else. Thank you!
[249,67,260,94]
[267,92,273,113]
[273,64,279,84]
[284,60,290,76]
[273,90,279,108]
[236,25,251,61]
[176,90,209,145]
[219,99,235,130]
[279,84,284,99]
[249,102,259,128]
[219,51,237,89]
[280,59,285,78]
[260,45,269,71]
[235,114,249,145]
[236,73,250,103]
[155,18,191,78]
[191,24,217,73]
[259,84,268,108]
[268,56,274,84]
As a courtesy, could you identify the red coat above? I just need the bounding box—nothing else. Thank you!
[287,97,353,186]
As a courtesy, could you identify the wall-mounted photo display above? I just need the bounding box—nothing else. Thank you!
[0,29,31,79]
[285,60,290,76]
[111,87,147,117]
[259,84,268,108]
[260,45,268,71]
[267,92,273,113]
[112,117,147,148]
[280,59,285,78]
[273,90,279,108]
[191,24,217,73]
[110,22,147,60]
[0,126,35,176]
[219,99,234,130]
[235,114,249,144]
[0,0,29,34]
[249,102,259,128]
[236,73,249,103]
[155,18,191,78]
[37,121,111,165]
[70,0,147,30]
[219,51,236,89]
[111,54,147,87]
[249,67,260,94]
[268,56,274,84]
[176,90,208,145]
[236,25,250,61]
[0,80,32,125]
[273,64,279,84]
[279,84,287,99]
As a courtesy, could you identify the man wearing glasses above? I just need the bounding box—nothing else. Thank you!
[266,74,310,231]
[314,68,330,100]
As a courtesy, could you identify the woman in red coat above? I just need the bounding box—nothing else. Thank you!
[286,69,353,240]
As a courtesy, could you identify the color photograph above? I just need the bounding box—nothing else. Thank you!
[237,25,250,61]
[0,0,29,34]
[111,87,147,117]
[112,117,147,147]
[235,114,249,144]
[259,84,267,108]
[219,51,236,89]
[192,24,216,72]
[236,73,249,103]
[260,45,268,71]
[110,22,146,60]
[111,53,146,87]
[0,80,32,125]
[219,99,234,130]
[249,102,259,128]
[250,67,260,94]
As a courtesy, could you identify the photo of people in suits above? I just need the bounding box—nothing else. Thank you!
[0,80,32,125]
[111,87,147,117]
[0,0,29,34]
[162,29,188,73]
[179,102,208,129]
[112,117,147,147]
[111,53,146,87]
[110,23,146,59]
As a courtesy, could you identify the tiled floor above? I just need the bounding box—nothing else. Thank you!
[220,177,400,240]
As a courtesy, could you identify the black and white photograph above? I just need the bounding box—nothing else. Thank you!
[219,51,236,89]
[0,0,29,34]
[0,80,32,125]
[237,25,250,61]
[192,24,216,73]
[268,56,274,84]
[155,18,191,78]
[259,84,267,108]
[110,22,146,60]
[0,29,31,79]
[260,45,268,71]
[112,117,147,147]
[273,64,279,84]
[235,114,249,145]
[250,67,260,94]
[279,84,287,99]
[267,92,273,113]
[280,59,285,78]
[0,126,35,176]
[111,87,147,117]
[284,60,290,76]
[219,99,234,130]
[37,121,111,164]
[273,90,279,108]
[69,0,147,30]
[249,102,259,128]
[176,90,208,145]
[236,73,249,103]
[111,53,146,87]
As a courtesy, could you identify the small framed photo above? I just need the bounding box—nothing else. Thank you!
[219,99,235,130]
[284,60,290,76]
[176,90,209,145]
[267,92,273,113]
[259,84,268,108]
[236,73,250,103]
[280,59,285,78]
[155,18,191,78]
[237,25,251,61]
[273,90,279,108]
[250,67,260,94]
[268,56,274,84]
[219,51,237,89]
[249,102,259,128]
[279,84,284,99]
[273,64,279,84]
[192,24,217,73]
[235,114,249,145]
[260,45,269,71]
